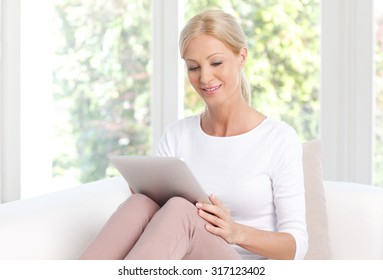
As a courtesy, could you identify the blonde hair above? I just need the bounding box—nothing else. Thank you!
[179,9,251,104]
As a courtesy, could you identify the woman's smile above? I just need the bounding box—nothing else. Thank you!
[202,84,222,95]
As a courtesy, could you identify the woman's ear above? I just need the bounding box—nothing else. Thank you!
[239,47,248,68]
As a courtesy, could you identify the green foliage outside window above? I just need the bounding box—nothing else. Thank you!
[52,0,152,184]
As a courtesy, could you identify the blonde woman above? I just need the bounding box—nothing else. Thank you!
[80,9,308,260]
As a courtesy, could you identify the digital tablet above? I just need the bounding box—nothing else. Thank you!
[110,156,209,206]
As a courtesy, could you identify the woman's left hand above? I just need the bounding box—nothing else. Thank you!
[196,194,239,244]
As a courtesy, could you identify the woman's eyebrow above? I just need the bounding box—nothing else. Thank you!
[184,58,197,62]
[184,52,224,62]
[207,52,224,59]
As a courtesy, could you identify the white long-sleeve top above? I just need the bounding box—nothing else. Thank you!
[156,115,308,260]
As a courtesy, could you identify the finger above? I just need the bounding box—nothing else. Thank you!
[198,209,225,227]
[204,223,225,237]
[196,194,221,210]
[209,194,222,206]
[196,201,218,215]
[196,202,217,213]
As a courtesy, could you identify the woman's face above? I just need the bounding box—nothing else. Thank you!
[183,34,247,109]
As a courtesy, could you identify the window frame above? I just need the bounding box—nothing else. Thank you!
[320,0,374,184]
[151,0,185,152]
[0,0,22,203]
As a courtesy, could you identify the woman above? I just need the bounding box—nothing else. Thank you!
[80,9,308,260]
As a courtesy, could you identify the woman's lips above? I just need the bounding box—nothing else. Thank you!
[202,84,221,95]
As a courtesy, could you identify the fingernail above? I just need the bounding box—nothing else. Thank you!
[196,202,202,208]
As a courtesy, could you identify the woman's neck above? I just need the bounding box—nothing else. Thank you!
[201,102,266,137]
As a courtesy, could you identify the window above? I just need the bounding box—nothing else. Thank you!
[374,0,383,187]
[1,0,379,203]
[183,0,320,142]
[20,0,152,198]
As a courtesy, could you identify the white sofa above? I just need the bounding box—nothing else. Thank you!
[0,176,382,260]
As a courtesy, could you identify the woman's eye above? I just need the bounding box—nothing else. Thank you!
[212,62,222,67]
[188,66,199,71]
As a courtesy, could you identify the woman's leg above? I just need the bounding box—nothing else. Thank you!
[125,197,241,260]
[79,193,160,260]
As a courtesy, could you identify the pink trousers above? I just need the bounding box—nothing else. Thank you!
[79,194,242,260]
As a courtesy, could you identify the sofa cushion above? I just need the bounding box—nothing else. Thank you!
[302,140,332,259]
[324,181,383,259]
[0,176,130,259]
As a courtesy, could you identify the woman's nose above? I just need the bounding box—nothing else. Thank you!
[199,67,213,85]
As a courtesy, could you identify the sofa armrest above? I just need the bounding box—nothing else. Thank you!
[0,176,130,260]
[324,181,383,259]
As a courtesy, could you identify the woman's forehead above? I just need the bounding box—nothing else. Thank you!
[183,34,230,60]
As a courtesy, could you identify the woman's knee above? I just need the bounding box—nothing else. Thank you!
[163,197,195,212]
[159,197,201,224]
[117,193,160,216]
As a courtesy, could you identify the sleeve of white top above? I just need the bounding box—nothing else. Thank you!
[268,123,309,260]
